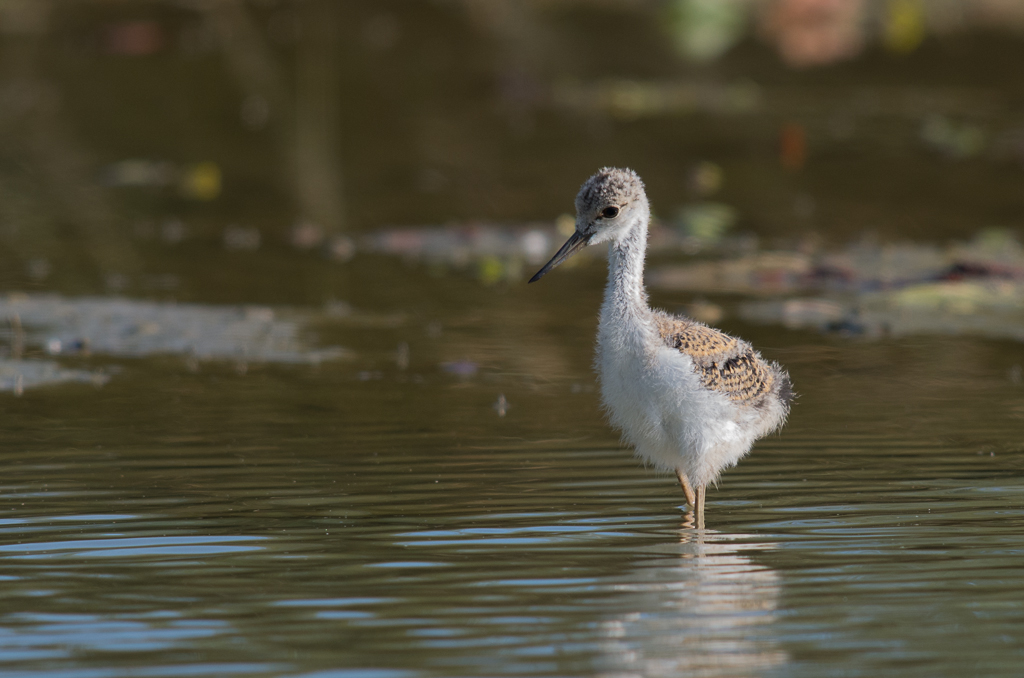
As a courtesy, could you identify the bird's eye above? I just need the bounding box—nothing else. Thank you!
[601,206,619,219]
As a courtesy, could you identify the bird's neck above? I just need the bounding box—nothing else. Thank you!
[601,219,652,333]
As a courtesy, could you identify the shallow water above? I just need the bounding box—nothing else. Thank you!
[3,2,1024,676]
[1,258,1022,678]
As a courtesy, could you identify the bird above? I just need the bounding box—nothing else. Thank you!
[529,167,792,528]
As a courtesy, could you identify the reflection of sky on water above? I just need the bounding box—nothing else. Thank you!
[598,532,785,678]
[0,512,269,673]
[389,514,786,676]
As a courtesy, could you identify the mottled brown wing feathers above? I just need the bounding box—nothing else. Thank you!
[656,316,774,403]
[659,320,739,358]
[700,353,774,402]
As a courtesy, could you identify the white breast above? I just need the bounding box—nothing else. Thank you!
[596,315,760,490]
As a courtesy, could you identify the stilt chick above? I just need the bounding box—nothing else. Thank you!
[530,168,793,527]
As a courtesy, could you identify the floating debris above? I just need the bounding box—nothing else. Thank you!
[651,231,1024,296]
[741,280,1024,341]
[363,223,559,266]
[742,298,847,330]
[0,294,347,364]
[363,221,714,281]
[0,359,109,394]
[653,230,1024,342]
[362,220,1023,341]
[363,223,584,283]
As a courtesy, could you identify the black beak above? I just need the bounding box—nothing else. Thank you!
[528,230,590,283]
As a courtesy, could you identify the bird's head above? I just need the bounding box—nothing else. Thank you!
[529,167,649,283]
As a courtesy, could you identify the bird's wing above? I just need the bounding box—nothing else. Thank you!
[656,316,776,404]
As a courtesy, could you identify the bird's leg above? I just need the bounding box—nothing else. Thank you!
[695,485,706,530]
[676,470,696,509]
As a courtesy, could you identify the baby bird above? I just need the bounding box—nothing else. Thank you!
[530,168,792,528]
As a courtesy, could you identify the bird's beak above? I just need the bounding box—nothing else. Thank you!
[528,230,590,283]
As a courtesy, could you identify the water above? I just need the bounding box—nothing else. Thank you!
[1,255,1022,677]
[3,2,1024,675]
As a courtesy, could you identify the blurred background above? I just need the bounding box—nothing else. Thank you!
[1,0,1023,298]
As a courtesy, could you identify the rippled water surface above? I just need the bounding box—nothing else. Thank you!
[3,2,1024,676]
[1,257,1022,678]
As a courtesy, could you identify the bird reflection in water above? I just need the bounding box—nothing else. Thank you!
[597,528,786,678]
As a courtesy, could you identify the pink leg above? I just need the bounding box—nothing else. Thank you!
[676,470,696,508]
[695,485,706,530]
